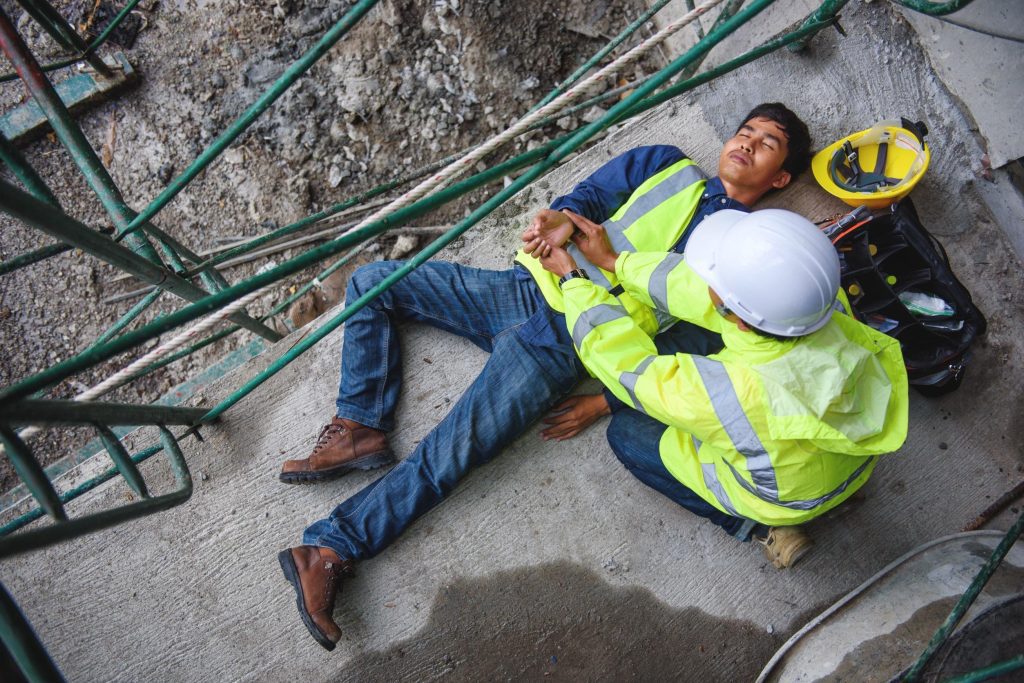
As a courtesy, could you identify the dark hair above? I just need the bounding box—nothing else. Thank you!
[747,325,798,343]
[738,103,812,179]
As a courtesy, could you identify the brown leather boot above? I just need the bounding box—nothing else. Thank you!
[278,545,354,651]
[279,417,394,484]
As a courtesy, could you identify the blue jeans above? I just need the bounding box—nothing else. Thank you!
[304,261,587,560]
[605,322,760,540]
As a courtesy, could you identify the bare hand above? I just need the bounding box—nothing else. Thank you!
[522,209,573,258]
[565,210,617,272]
[541,393,611,441]
[538,243,578,277]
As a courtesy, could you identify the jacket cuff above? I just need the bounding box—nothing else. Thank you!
[603,387,627,414]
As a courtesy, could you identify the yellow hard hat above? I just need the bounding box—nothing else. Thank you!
[811,119,930,209]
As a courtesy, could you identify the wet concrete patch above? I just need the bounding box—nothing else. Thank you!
[822,597,959,683]
[337,561,783,681]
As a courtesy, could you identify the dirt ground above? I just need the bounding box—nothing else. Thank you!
[0,0,660,490]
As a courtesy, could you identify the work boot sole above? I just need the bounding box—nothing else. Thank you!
[278,450,395,484]
[278,549,338,652]
[764,538,814,569]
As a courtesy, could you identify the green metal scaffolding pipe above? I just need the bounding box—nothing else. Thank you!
[0,179,281,341]
[0,0,778,407]
[0,0,144,83]
[531,0,674,112]
[186,2,835,279]
[1,0,819,542]
[14,0,111,76]
[0,132,60,207]
[944,655,1024,683]
[621,15,837,120]
[198,0,781,423]
[0,425,67,522]
[904,508,1024,682]
[188,131,540,276]
[0,134,72,276]
[0,6,257,341]
[116,243,365,389]
[0,443,162,537]
[193,2,711,281]
[0,427,192,559]
[187,185,395,276]
[94,423,148,498]
[0,6,163,267]
[896,0,974,15]
[789,0,849,51]
[3,399,210,426]
[0,582,66,682]
[677,0,745,81]
[0,243,72,276]
[117,0,380,241]
[0,130,568,405]
[94,288,163,346]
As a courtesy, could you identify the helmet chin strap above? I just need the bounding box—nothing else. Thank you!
[829,120,928,193]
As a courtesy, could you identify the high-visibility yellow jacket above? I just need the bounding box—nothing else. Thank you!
[515,158,707,337]
[562,251,909,526]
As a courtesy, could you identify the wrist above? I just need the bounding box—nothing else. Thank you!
[558,268,590,288]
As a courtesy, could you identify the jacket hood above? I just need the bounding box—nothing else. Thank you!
[752,313,909,456]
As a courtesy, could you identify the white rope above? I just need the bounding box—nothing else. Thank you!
[2,2,723,462]
[344,0,725,237]
[9,287,268,449]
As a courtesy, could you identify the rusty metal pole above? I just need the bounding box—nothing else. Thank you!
[14,0,112,76]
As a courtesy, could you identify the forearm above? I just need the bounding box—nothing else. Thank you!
[550,145,686,222]
[615,252,723,332]
[561,278,661,410]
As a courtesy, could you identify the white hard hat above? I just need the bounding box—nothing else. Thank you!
[684,209,840,337]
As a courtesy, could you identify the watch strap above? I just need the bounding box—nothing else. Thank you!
[558,268,590,288]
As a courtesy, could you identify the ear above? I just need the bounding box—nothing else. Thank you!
[735,318,751,332]
[771,169,792,190]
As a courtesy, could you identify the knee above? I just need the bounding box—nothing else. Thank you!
[605,414,637,468]
[606,410,666,473]
[347,261,400,300]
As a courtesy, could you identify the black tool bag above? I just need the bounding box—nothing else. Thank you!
[831,198,987,395]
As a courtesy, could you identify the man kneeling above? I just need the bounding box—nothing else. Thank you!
[537,207,909,568]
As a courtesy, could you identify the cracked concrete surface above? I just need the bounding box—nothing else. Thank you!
[2,2,1023,680]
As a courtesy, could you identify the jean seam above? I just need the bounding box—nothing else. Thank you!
[373,310,391,426]
[400,299,498,347]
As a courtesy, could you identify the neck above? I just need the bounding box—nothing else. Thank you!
[719,178,766,207]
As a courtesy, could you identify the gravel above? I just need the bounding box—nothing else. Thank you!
[0,0,656,491]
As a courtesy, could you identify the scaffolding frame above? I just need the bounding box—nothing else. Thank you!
[1,1,1003,681]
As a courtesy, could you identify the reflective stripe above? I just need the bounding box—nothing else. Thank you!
[724,456,876,511]
[648,253,685,312]
[604,164,707,233]
[566,163,703,296]
[694,436,743,517]
[619,355,655,411]
[567,243,614,289]
[692,356,780,498]
[571,303,628,349]
[654,310,679,334]
[565,192,639,288]
[693,355,874,512]
[833,298,847,315]
[701,463,742,517]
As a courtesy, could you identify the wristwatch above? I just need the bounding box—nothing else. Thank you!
[558,268,590,288]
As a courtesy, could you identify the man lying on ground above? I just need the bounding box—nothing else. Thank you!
[277,103,813,650]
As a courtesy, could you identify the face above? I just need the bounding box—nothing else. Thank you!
[708,287,749,331]
[717,116,792,195]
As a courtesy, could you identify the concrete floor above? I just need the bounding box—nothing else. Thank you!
[3,2,1023,680]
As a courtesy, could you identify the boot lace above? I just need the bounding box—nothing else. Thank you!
[312,423,346,454]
